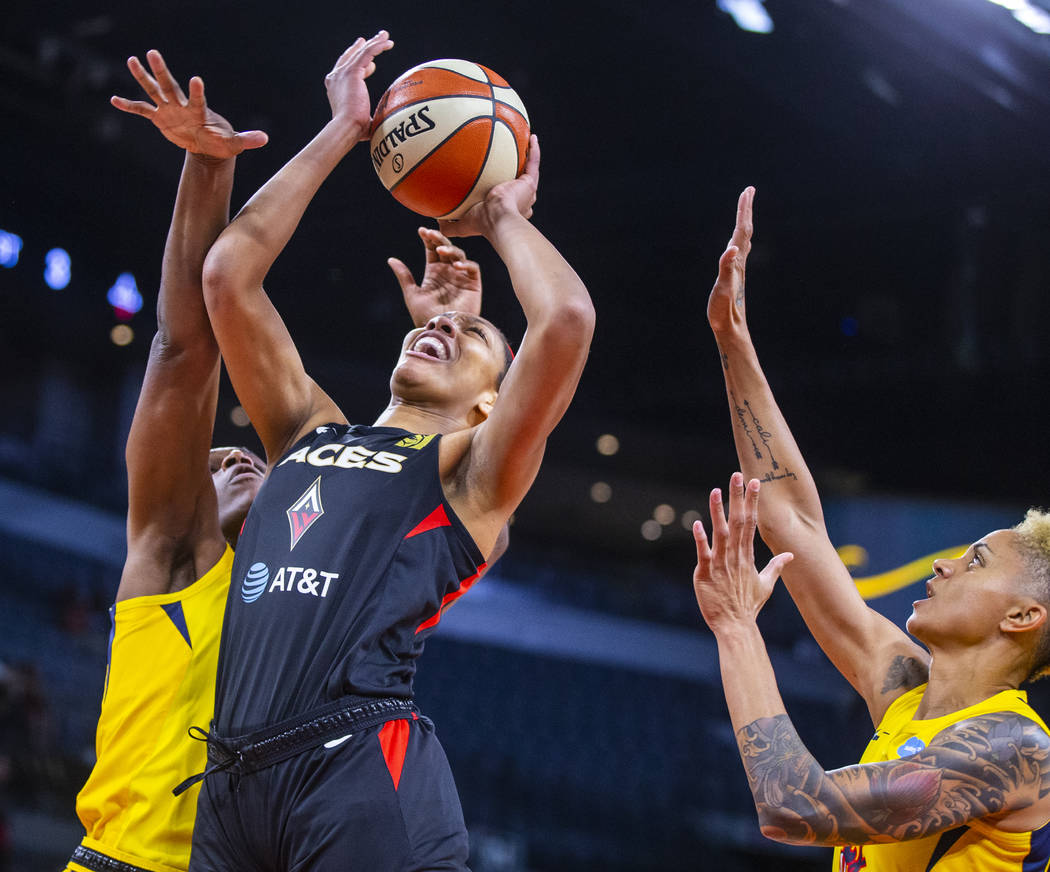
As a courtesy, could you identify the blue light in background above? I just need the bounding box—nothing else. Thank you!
[107,272,142,319]
[0,230,23,268]
[717,0,774,34]
[840,316,860,338]
[44,248,71,290]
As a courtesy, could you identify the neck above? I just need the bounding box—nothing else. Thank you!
[373,399,470,435]
[914,643,1027,718]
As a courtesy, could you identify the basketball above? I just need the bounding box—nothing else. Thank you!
[369,59,530,220]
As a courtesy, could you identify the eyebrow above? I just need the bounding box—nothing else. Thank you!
[974,542,993,558]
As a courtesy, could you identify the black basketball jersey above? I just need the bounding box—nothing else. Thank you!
[214,424,485,734]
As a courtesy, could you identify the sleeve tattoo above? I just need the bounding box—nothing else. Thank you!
[736,712,1050,846]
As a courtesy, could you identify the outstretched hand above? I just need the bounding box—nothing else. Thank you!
[707,186,754,336]
[110,50,268,158]
[388,227,483,327]
[692,472,793,634]
[439,134,540,238]
[325,31,395,138]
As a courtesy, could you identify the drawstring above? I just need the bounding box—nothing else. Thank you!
[172,725,241,796]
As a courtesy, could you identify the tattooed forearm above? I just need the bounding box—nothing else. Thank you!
[728,391,798,482]
[880,655,929,695]
[730,389,762,460]
[736,712,1050,847]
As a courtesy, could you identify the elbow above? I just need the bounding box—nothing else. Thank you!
[201,238,244,316]
[552,291,596,345]
[756,808,813,847]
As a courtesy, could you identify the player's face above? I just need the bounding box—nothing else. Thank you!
[907,529,1030,647]
[392,311,505,414]
[210,447,266,545]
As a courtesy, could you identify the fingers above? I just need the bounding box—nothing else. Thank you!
[731,185,754,252]
[109,95,155,118]
[145,49,187,105]
[234,129,269,151]
[453,260,481,280]
[759,551,794,588]
[707,487,728,565]
[523,133,540,181]
[692,519,713,581]
[386,257,416,293]
[330,31,394,77]
[125,55,164,105]
[187,75,206,113]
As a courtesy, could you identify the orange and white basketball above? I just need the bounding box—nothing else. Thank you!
[369,59,530,220]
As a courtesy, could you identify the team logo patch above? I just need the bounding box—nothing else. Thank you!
[897,736,926,757]
[241,562,269,603]
[287,476,325,550]
[395,433,435,450]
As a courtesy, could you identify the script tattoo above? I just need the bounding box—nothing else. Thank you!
[736,712,1050,846]
[729,391,797,482]
[880,655,929,695]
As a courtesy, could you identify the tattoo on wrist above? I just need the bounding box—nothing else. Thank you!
[737,712,1050,846]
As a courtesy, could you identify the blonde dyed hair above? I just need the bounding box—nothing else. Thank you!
[1014,509,1050,681]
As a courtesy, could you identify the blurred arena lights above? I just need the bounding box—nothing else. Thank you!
[595,433,620,456]
[985,0,1050,34]
[640,519,662,541]
[653,503,676,525]
[44,247,71,290]
[716,0,774,34]
[680,509,702,530]
[0,230,23,267]
[106,272,142,320]
[230,405,251,428]
[109,324,134,346]
[590,481,613,503]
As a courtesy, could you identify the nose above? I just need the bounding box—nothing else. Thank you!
[426,314,456,335]
[932,558,951,578]
[222,449,248,470]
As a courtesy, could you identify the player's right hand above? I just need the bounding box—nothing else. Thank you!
[707,186,754,337]
[111,50,268,158]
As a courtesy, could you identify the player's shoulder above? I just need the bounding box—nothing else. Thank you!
[929,708,1050,785]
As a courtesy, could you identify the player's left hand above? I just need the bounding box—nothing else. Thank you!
[111,50,268,158]
[439,134,540,238]
[388,227,482,327]
[692,472,793,634]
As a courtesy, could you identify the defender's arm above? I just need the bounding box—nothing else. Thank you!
[709,188,929,723]
[117,52,266,599]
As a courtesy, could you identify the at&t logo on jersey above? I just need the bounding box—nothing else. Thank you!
[287,476,324,550]
[241,563,269,603]
[239,562,341,604]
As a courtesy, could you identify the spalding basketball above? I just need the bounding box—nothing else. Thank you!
[369,59,530,220]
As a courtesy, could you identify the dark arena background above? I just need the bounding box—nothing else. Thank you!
[2,0,1050,869]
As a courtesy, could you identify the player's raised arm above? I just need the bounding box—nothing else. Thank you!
[708,188,929,724]
[438,136,595,550]
[694,475,1050,848]
[202,32,394,463]
[115,51,267,600]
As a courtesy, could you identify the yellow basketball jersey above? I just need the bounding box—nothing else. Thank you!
[71,547,233,872]
[833,684,1050,872]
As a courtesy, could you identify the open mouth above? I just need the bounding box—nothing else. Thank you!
[411,333,451,361]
